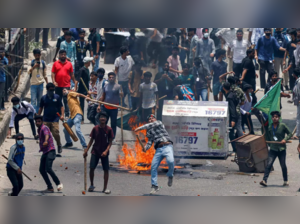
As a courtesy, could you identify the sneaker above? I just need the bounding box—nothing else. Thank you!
[260,180,267,187]
[88,185,95,192]
[58,145,62,154]
[41,189,54,193]
[57,183,63,191]
[8,191,12,196]
[34,135,39,140]
[63,143,73,148]
[168,177,173,187]
[150,185,159,195]
[56,154,62,157]
[103,189,111,194]
[283,181,289,187]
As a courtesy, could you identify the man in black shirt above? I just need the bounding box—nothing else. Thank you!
[157,37,173,72]
[122,29,143,61]
[241,49,258,104]
[154,62,175,120]
[75,30,93,72]
[53,28,75,62]
[223,82,239,153]
[76,57,93,123]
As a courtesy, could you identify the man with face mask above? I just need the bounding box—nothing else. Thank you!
[273,28,289,90]
[88,28,101,72]
[6,133,26,196]
[122,28,144,61]
[38,83,64,155]
[7,97,37,139]
[255,28,286,88]
[154,62,175,120]
[196,28,216,72]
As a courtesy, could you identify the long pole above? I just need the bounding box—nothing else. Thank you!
[2,155,32,181]
[120,86,124,146]
[84,157,87,191]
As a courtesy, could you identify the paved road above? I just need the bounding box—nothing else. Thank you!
[1,41,300,196]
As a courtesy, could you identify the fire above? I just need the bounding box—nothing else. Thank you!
[118,117,166,171]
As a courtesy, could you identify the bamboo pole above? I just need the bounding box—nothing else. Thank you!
[2,155,32,181]
[84,157,87,191]
[120,86,124,146]
[87,98,131,111]
[136,135,146,152]
[266,141,292,144]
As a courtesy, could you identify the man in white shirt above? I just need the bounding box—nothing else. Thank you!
[114,46,135,109]
[7,97,38,139]
[228,29,251,78]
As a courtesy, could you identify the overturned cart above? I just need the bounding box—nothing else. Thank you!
[162,101,230,160]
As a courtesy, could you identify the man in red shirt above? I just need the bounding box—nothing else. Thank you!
[51,49,77,119]
[83,112,114,194]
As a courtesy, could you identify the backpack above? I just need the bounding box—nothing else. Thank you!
[31,59,46,70]
[180,85,195,101]
[13,101,28,114]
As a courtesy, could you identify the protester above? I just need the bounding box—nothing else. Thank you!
[187,28,198,67]
[134,114,174,195]
[7,97,37,139]
[52,49,77,119]
[292,68,300,145]
[0,54,8,111]
[6,133,25,196]
[190,57,211,101]
[248,28,264,70]
[75,30,93,72]
[122,28,143,60]
[28,49,48,112]
[76,57,94,123]
[241,49,258,105]
[255,28,286,88]
[128,59,146,111]
[223,82,239,153]
[196,28,215,71]
[114,46,135,109]
[260,111,292,187]
[211,49,231,101]
[86,72,99,125]
[62,89,87,149]
[83,112,113,194]
[284,38,300,87]
[173,77,195,101]
[138,72,158,122]
[154,62,175,120]
[34,115,63,193]
[88,28,101,72]
[227,29,251,78]
[97,72,122,140]
[157,36,173,72]
[53,28,75,62]
[167,46,181,78]
[38,83,64,155]
[178,30,190,66]
[240,84,254,134]
[59,31,77,75]
[70,28,83,40]
[210,28,222,53]
[273,28,289,90]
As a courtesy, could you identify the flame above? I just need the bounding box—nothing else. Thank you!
[118,117,166,171]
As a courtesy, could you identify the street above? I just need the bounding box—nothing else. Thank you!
[1,50,300,196]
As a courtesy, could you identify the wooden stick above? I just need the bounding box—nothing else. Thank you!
[136,135,145,152]
[266,141,292,144]
[254,89,260,94]
[84,157,87,191]
[80,78,89,93]
[120,86,124,146]
[87,98,131,111]
[2,155,32,181]
[159,95,167,101]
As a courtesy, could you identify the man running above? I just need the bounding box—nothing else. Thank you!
[134,114,174,195]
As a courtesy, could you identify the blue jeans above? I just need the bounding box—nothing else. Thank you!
[197,88,208,101]
[63,114,87,147]
[31,83,44,112]
[93,56,100,72]
[151,144,174,186]
[118,81,132,109]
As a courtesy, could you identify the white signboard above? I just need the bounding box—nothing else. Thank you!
[162,101,229,159]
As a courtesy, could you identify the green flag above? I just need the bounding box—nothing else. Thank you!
[253,80,282,126]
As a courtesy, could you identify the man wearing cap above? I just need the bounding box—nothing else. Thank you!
[76,56,93,123]
[83,112,114,194]
[6,133,26,196]
[134,114,174,195]
[255,28,286,88]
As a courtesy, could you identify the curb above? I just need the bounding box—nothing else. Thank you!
[0,45,56,147]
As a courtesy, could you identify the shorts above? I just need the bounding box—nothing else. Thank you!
[90,154,109,171]
[213,82,223,96]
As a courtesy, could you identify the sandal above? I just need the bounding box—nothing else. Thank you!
[103,189,111,194]
[88,186,95,192]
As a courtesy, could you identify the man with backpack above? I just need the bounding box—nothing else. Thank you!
[88,28,104,72]
[7,97,38,139]
[28,49,48,112]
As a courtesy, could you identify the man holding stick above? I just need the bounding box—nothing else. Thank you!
[62,88,87,149]
[6,133,26,196]
[83,112,113,194]
[34,115,63,193]
[134,114,174,195]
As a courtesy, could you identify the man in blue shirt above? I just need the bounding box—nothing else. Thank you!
[38,83,64,155]
[70,28,83,40]
[0,54,8,111]
[273,28,289,90]
[255,28,286,88]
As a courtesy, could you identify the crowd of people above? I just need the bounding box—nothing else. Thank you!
[3,27,300,196]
